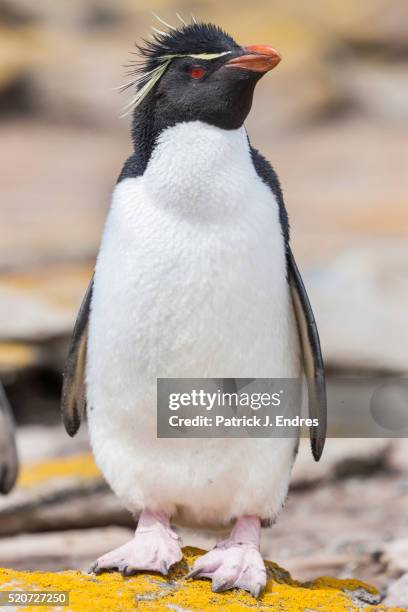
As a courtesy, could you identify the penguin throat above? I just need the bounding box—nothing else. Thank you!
[143,121,252,217]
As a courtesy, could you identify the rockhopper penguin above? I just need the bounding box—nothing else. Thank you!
[0,382,19,494]
[62,21,326,597]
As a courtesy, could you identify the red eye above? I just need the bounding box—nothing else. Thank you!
[190,66,205,79]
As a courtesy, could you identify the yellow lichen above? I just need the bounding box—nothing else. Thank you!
[0,342,39,371]
[0,547,394,612]
[18,453,101,488]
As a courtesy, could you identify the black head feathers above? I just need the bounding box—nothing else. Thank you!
[119,19,279,172]
[120,22,241,115]
[139,22,240,67]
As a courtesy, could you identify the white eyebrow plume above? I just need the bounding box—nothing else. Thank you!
[119,59,172,118]
[176,13,187,26]
[151,12,176,30]
[151,26,167,36]
[119,49,232,116]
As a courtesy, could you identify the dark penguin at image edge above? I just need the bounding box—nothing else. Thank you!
[0,382,19,494]
[61,18,326,598]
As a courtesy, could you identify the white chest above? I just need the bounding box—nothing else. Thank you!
[87,122,299,396]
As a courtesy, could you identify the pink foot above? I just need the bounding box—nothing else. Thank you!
[89,510,182,576]
[187,516,266,598]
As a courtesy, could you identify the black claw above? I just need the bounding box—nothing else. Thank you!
[212,580,229,593]
[121,565,137,577]
[185,567,200,580]
[251,583,264,599]
[88,562,98,575]
[160,562,168,576]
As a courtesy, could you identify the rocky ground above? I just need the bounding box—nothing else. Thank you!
[1,0,408,608]
[1,432,408,607]
[0,547,388,611]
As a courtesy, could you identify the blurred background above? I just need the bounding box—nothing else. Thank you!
[0,0,407,605]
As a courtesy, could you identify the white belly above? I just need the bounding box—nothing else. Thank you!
[87,122,301,528]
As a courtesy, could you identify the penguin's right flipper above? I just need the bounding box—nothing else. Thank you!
[61,277,93,437]
[0,382,19,494]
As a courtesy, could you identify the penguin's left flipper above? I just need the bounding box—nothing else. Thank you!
[287,247,326,461]
[61,277,93,437]
[250,146,326,460]
[0,382,19,493]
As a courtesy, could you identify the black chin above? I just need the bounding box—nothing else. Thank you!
[209,74,259,129]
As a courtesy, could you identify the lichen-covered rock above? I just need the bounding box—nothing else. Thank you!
[17,453,100,488]
[0,547,388,611]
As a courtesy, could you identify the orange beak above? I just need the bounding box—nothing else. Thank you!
[225,45,281,73]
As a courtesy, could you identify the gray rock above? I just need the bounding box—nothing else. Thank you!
[340,63,408,123]
[344,586,381,606]
[0,478,132,537]
[0,427,132,536]
[0,526,133,571]
[381,538,408,576]
[384,573,408,607]
[0,283,77,342]
[291,438,391,488]
[17,425,89,463]
[306,242,408,373]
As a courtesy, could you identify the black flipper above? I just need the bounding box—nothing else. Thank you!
[0,382,19,494]
[61,277,93,436]
[287,247,326,461]
[249,144,326,460]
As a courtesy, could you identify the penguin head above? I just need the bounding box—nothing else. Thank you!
[125,22,281,131]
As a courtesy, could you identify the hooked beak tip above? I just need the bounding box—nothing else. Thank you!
[226,44,282,73]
